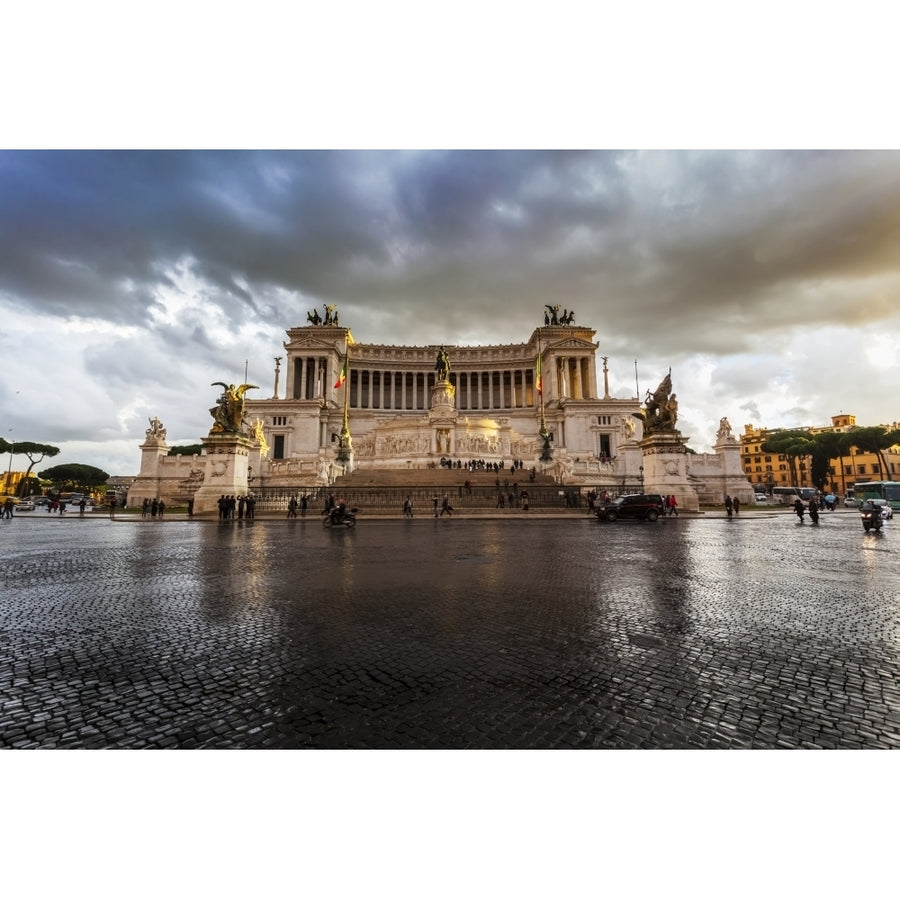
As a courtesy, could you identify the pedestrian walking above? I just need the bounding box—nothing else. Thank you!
[808,497,819,524]
[440,495,454,516]
[403,496,414,517]
[724,495,733,517]
[732,496,741,516]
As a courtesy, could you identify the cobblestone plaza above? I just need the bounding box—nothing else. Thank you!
[1,511,898,749]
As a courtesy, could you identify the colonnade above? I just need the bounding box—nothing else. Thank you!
[287,355,594,408]
[290,356,330,401]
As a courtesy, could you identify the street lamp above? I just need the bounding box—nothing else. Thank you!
[4,429,13,493]
[639,464,644,490]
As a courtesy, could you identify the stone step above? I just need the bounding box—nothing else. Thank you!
[333,468,552,488]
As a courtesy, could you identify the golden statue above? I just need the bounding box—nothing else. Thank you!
[209,382,258,434]
[252,418,270,455]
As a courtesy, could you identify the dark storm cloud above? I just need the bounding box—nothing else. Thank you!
[3,148,900,472]
[4,149,899,351]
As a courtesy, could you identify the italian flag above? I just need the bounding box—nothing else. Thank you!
[535,353,543,395]
[334,358,347,389]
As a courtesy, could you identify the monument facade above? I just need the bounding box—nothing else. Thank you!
[241,307,640,488]
[128,307,755,512]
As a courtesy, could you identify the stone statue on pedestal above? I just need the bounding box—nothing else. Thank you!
[717,416,735,442]
[146,416,167,440]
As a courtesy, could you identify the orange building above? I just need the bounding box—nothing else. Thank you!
[741,414,900,496]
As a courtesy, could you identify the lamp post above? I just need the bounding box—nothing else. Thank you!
[639,464,644,490]
[4,430,13,494]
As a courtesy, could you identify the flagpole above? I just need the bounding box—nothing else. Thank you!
[336,342,352,464]
[537,330,552,462]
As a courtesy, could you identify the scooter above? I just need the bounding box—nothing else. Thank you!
[323,505,357,528]
[861,502,882,533]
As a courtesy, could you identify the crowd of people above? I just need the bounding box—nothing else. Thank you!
[437,458,532,475]
[215,495,256,519]
[141,498,166,518]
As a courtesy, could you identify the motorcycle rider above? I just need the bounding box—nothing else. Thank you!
[860,499,882,532]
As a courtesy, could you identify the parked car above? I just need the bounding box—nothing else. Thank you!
[754,492,768,503]
[14,499,35,511]
[843,496,859,508]
[596,493,666,522]
[30,497,51,507]
[871,499,894,520]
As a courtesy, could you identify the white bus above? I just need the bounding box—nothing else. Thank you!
[770,486,817,504]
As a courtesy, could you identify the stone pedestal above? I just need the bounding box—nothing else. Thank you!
[619,439,644,488]
[429,378,458,454]
[192,432,256,515]
[640,431,700,512]
[126,436,170,507]
[714,434,755,504]
[429,378,457,418]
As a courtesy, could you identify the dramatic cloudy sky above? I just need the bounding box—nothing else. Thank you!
[1,148,899,476]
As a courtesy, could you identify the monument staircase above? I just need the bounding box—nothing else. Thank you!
[295,467,585,515]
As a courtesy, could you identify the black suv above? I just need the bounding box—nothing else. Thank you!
[596,493,665,522]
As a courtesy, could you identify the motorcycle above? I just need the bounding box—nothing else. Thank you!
[861,502,882,533]
[322,505,357,528]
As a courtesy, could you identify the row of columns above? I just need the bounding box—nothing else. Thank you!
[287,355,595,407]
[290,356,330,401]
[347,369,539,411]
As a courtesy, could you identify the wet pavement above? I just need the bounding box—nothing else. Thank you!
[1,510,898,748]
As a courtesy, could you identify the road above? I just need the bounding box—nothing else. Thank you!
[1,510,897,748]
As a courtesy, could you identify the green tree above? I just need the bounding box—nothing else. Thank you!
[39,463,110,492]
[848,426,897,480]
[811,431,853,493]
[761,430,816,486]
[167,444,203,456]
[11,441,61,496]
